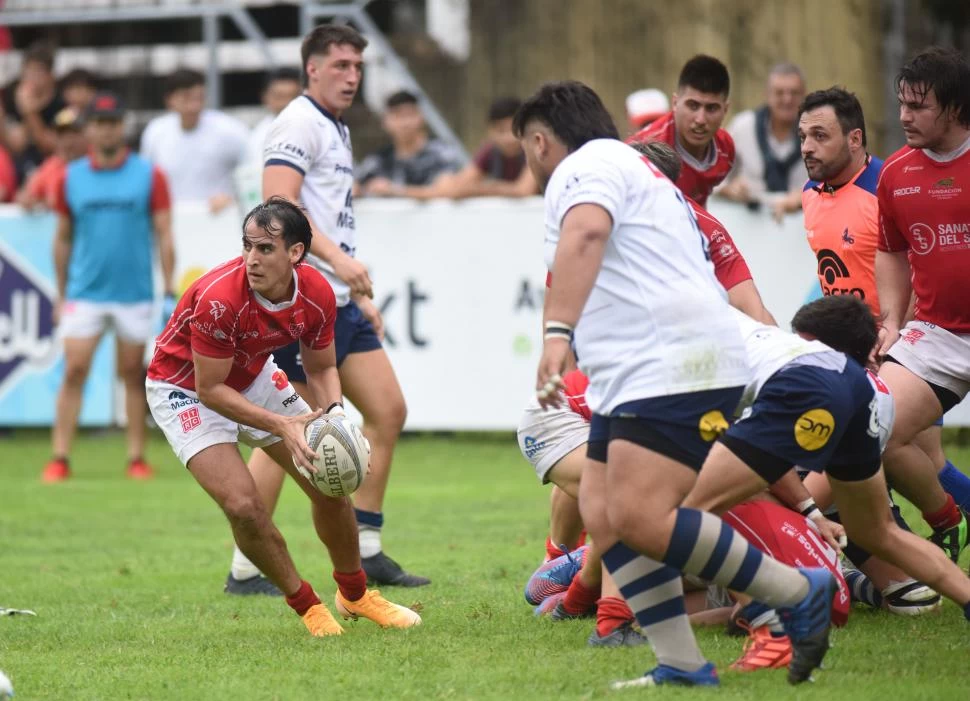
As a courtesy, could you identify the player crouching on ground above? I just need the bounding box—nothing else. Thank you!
[145,197,420,636]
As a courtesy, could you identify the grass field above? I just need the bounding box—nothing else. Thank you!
[2,429,969,700]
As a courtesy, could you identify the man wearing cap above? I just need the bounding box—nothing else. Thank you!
[625,88,669,133]
[17,107,88,210]
[43,92,176,483]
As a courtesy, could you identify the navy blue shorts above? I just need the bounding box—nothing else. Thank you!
[587,386,744,471]
[272,301,382,383]
[721,361,881,483]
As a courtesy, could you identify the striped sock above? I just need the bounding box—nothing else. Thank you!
[843,568,883,608]
[602,542,707,672]
[664,508,808,607]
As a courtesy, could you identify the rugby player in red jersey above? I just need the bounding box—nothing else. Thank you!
[146,197,420,636]
[876,47,970,566]
[628,55,735,207]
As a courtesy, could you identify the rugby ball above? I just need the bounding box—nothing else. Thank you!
[295,414,370,498]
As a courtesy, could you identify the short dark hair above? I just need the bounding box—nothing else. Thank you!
[263,67,302,91]
[301,23,368,80]
[896,46,970,129]
[487,97,521,122]
[677,55,730,97]
[630,140,682,181]
[790,296,878,368]
[60,68,98,90]
[512,80,619,151]
[242,197,313,265]
[23,42,55,72]
[165,69,205,97]
[385,90,419,110]
[798,87,868,148]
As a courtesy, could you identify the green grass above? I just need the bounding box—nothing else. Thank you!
[1,430,969,700]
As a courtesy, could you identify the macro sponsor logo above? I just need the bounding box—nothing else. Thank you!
[0,245,55,395]
[168,390,199,411]
[794,409,835,451]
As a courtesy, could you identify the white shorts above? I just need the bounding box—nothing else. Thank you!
[516,395,589,484]
[59,299,155,343]
[887,321,970,407]
[146,359,311,466]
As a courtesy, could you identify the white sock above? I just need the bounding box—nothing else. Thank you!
[231,545,262,581]
[359,526,382,559]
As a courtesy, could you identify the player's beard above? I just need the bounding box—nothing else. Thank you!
[806,145,851,183]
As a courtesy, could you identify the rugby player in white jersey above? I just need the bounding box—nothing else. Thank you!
[516,80,838,690]
[223,23,428,595]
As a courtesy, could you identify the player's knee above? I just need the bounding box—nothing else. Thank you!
[62,359,91,387]
[607,499,667,552]
[117,358,144,385]
[222,493,268,529]
[368,394,407,436]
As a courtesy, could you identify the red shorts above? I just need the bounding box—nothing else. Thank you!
[724,500,850,627]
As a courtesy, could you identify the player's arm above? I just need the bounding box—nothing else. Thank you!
[193,351,323,471]
[874,250,911,354]
[726,280,776,325]
[768,469,845,551]
[150,167,175,296]
[300,343,342,412]
[263,164,373,298]
[53,212,72,318]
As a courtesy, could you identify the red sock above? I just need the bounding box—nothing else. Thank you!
[333,569,367,602]
[545,537,567,561]
[596,596,634,638]
[285,580,321,616]
[575,530,587,547]
[924,494,962,531]
[562,575,601,616]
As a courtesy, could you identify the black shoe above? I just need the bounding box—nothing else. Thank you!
[361,552,430,587]
[929,510,969,563]
[224,573,283,596]
[587,619,648,647]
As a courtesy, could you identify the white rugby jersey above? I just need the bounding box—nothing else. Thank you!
[264,95,356,306]
[866,369,895,453]
[543,139,749,413]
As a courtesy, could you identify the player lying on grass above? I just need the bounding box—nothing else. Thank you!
[682,296,970,644]
[145,197,420,637]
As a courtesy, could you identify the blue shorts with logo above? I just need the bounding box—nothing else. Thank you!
[587,386,744,471]
[272,300,382,382]
[722,360,881,483]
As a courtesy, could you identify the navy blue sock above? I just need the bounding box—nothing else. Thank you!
[939,460,970,512]
[354,508,383,529]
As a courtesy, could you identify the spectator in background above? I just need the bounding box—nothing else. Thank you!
[2,42,65,182]
[246,67,302,169]
[441,97,537,198]
[17,107,86,210]
[625,88,669,132]
[44,92,174,483]
[59,68,98,114]
[718,63,807,221]
[140,68,248,213]
[356,90,463,199]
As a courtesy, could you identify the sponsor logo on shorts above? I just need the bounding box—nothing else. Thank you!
[178,407,202,433]
[168,390,200,411]
[271,369,289,391]
[698,410,729,442]
[794,409,835,451]
[282,393,300,407]
[901,328,925,345]
[209,300,226,320]
[522,435,547,459]
[893,186,921,197]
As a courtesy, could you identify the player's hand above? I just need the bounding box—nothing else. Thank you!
[278,408,324,474]
[160,293,177,328]
[876,322,900,361]
[356,295,384,341]
[810,513,847,554]
[333,252,373,299]
[363,177,395,197]
[536,337,571,409]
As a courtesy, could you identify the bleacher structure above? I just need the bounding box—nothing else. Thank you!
[0,0,466,156]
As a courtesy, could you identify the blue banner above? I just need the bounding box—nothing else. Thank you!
[0,212,115,426]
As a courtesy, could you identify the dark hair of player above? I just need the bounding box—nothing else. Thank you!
[798,87,868,148]
[790,296,878,368]
[512,81,619,151]
[60,68,98,90]
[385,90,419,110]
[164,69,205,97]
[630,140,682,181]
[23,42,55,71]
[263,67,302,91]
[242,197,313,265]
[301,23,368,81]
[896,46,970,129]
[487,97,521,123]
[678,55,730,97]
